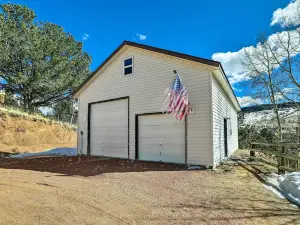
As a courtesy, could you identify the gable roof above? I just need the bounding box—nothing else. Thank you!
[73,41,240,110]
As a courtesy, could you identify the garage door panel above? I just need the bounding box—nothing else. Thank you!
[139,123,184,130]
[92,100,127,110]
[138,148,161,162]
[162,149,185,163]
[138,114,185,164]
[91,147,128,158]
[161,142,185,149]
[91,115,127,122]
[90,127,128,136]
[90,126,128,135]
[139,115,184,126]
[99,139,128,147]
[91,118,128,125]
[90,139,127,147]
[104,147,128,158]
[91,116,128,124]
[139,137,185,147]
[90,138,127,147]
[90,99,128,158]
[139,128,184,138]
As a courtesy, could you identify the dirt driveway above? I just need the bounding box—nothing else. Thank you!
[0,157,299,225]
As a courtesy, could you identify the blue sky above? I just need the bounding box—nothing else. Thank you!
[2,0,293,105]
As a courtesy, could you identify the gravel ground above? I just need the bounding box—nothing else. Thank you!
[0,156,299,225]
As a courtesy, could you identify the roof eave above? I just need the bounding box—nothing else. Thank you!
[214,65,241,112]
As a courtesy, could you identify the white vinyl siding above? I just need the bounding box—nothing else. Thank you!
[212,75,238,167]
[76,46,214,166]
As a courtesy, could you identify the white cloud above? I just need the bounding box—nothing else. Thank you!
[232,86,242,92]
[238,88,296,107]
[136,33,147,41]
[212,49,251,85]
[212,29,300,86]
[212,0,300,90]
[271,0,300,27]
[275,87,298,101]
[82,33,90,41]
[281,87,295,94]
[237,96,264,107]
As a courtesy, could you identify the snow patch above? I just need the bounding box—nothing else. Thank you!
[265,172,300,206]
[263,184,285,199]
[243,108,299,128]
[279,173,300,203]
[187,165,203,170]
[10,148,77,159]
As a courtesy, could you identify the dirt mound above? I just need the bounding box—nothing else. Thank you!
[0,112,76,154]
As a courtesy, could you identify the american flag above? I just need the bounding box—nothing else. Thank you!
[162,73,191,121]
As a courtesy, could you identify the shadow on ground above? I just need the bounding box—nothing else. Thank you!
[0,156,186,177]
[158,198,300,225]
[154,161,300,224]
[232,158,300,208]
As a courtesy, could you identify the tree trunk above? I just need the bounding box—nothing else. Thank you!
[268,75,283,141]
[274,105,282,141]
[22,95,35,113]
[70,111,74,124]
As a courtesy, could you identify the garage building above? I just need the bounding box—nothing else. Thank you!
[73,41,241,168]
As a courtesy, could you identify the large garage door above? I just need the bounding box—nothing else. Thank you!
[138,114,185,164]
[90,98,128,158]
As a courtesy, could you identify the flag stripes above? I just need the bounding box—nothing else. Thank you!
[161,73,191,121]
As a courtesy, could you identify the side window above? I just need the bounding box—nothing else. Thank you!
[124,57,133,75]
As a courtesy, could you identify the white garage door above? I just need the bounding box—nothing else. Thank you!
[138,114,185,164]
[90,99,128,158]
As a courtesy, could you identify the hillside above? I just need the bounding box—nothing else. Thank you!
[241,106,299,128]
[0,107,76,154]
[240,103,300,133]
[241,102,299,113]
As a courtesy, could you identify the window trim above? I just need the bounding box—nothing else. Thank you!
[123,56,133,76]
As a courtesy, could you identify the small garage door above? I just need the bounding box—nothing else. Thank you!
[90,98,128,158]
[138,114,185,164]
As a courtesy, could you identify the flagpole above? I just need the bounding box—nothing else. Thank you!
[161,70,177,113]
[172,70,178,86]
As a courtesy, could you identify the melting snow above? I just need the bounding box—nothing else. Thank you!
[10,148,77,159]
[263,184,285,199]
[265,172,300,206]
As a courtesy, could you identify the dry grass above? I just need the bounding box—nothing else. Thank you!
[0,106,76,129]
[0,107,76,154]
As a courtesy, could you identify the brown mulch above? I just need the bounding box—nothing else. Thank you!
[0,156,186,176]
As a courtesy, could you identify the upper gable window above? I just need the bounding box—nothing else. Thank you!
[124,57,133,75]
